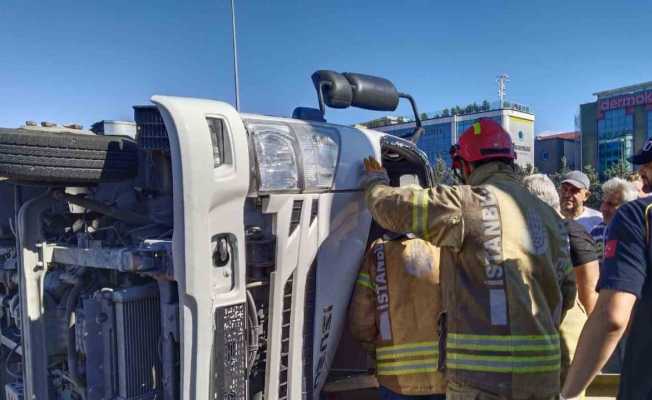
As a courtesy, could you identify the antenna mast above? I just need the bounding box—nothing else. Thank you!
[230,0,241,111]
[497,74,510,106]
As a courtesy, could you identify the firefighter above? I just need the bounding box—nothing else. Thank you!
[361,119,575,400]
[349,227,446,399]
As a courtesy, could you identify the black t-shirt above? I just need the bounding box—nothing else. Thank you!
[597,196,652,399]
[564,219,598,267]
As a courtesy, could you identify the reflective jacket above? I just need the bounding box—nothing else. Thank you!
[349,234,447,395]
[365,162,575,399]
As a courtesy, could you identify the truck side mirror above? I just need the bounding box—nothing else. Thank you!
[311,70,353,114]
[343,73,399,111]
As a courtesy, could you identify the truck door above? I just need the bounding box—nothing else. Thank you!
[152,96,249,400]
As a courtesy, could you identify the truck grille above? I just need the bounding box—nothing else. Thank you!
[290,201,303,234]
[278,273,294,400]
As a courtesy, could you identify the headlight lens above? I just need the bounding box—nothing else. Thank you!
[295,126,339,190]
[250,124,299,192]
[247,121,340,193]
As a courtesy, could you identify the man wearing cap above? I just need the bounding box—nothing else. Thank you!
[561,139,652,400]
[559,171,603,233]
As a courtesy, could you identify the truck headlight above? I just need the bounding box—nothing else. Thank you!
[250,124,299,192]
[295,126,339,190]
[247,122,340,193]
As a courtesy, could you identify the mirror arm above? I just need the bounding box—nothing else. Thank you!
[317,81,331,115]
[398,92,424,143]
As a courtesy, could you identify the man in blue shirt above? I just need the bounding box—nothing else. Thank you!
[561,139,652,400]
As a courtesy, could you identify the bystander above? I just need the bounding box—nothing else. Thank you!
[590,177,638,262]
[561,139,652,400]
[559,171,603,233]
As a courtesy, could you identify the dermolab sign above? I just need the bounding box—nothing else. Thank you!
[599,90,652,111]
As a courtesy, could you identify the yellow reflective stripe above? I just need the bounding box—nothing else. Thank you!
[410,190,430,240]
[377,366,439,376]
[447,342,557,352]
[356,273,374,290]
[422,191,430,241]
[447,333,559,353]
[376,341,437,353]
[376,349,438,360]
[446,362,559,374]
[447,352,560,374]
[411,189,422,235]
[377,359,439,376]
[447,333,558,341]
[378,358,439,368]
[447,353,560,363]
[376,341,438,360]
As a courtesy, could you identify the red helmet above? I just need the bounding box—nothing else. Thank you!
[450,118,516,169]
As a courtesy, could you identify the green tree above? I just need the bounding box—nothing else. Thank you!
[442,108,450,117]
[583,164,602,209]
[432,156,448,184]
[481,100,491,111]
[420,112,428,121]
[549,156,571,187]
[514,163,538,182]
[432,155,459,185]
[604,159,631,180]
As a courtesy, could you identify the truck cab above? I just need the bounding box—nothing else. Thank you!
[0,71,432,400]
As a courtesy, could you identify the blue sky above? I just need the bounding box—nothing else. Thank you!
[1,0,650,133]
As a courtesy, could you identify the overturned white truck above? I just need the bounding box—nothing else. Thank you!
[0,71,432,400]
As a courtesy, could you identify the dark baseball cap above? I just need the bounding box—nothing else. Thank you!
[561,170,590,190]
[628,139,652,165]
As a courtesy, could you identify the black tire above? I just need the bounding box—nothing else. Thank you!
[0,128,138,185]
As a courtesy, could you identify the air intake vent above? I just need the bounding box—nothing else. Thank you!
[310,199,319,224]
[290,200,303,234]
[134,105,170,151]
[278,273,294,400]
[302,261,317,399]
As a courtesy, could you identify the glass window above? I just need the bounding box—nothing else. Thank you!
[648,111,652,139]
[456,116,502,137]
[596,108,634,175]
[416,123,453,165]
[542,152,549,161]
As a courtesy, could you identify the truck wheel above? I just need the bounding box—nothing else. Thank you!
[0,128,138,185]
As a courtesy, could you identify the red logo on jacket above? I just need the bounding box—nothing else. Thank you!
[604,240,618,259]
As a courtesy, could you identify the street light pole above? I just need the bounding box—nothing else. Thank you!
[230,0,241,111]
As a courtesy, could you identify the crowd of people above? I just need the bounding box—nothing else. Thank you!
[348,118,652,400]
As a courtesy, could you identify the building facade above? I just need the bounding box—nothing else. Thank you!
[365,107,535,167]
[534,132,581,174]
[580,81,652,176]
